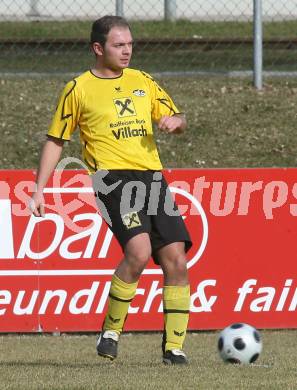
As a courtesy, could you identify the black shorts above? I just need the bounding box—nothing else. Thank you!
[91,170,192,262]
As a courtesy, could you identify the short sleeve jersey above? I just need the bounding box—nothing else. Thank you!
[47,68,181,172]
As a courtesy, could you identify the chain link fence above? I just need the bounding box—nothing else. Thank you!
[0,0,297,74]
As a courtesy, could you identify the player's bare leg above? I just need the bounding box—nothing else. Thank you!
[157,242,188,286]
[157,242,190,365]
[116,233,152,283]
[97,233,151,360]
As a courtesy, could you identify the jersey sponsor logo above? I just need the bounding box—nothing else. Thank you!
[133,89,146,97]
[122,212,141,229]
[112,125,147,140]
[113,97,136,117]
[109,118,145,128]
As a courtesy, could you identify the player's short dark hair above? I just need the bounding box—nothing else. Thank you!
[90,15,131,46]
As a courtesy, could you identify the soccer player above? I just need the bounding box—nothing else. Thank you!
[30,15,192,365]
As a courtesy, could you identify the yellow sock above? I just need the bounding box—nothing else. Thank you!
[103,274,138,335]
[163,285,190,352]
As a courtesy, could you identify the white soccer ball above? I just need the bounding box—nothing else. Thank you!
[217,323,263,364]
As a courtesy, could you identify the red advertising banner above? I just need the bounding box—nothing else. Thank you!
[0,168,296,332]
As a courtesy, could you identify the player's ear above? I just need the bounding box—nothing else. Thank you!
[92,42,104,56]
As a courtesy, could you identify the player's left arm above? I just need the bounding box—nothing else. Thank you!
[158,113,187,134]
[144,71,186,134]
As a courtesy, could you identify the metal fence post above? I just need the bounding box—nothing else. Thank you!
[116,0,124,17]
[27,0,40,16]
[164,0,177,21]
[253,0,263,89]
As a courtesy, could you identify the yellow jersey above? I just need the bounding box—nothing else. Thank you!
[47,68,181,172]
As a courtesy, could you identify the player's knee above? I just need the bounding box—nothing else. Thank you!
[163,253,188,276]
[172,254,187,274]
[125,249,151,278]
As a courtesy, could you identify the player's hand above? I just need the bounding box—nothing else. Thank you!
[158,115,185,134]
[29,191,45,217]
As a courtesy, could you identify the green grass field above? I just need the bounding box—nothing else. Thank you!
[0,331,296,389]
[0,45,255,73]
[1,76,297,169]
[2,45,297,73]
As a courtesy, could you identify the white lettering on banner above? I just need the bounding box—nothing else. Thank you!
[0,199,113,260]
[191,279,217,312]
[14,290,39,315]
[276,279,293,311]
[1,175,297,262]
[290,183,297,216]
[263,181,288,219]
[0,200,15,258]
[12,181,35,217]
[250,287,276,312]
[129,288,145,314]
[39,290,67,314]
[59,214,102,259]
[0,282,103,316]
[8,209,112,260]
[189,176,297,219]
[210,182,237,216]
[0,192,208,272]
[0,291,11,315]
[235,279,257,311]
[0,280,218,316]
[237,181,263,215]
[234,279,297,312]
[4,174,297,221]
[0,279,297,317]
[131,280,218,313]
[69,282,99,314]
[95,282,111,313]
[18,214,64,259]
[98,229,114,258]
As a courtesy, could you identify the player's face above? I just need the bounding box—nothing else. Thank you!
[102,27,133,72]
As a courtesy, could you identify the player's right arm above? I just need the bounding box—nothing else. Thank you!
[31,79,80,217]
[31,137,64,217]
